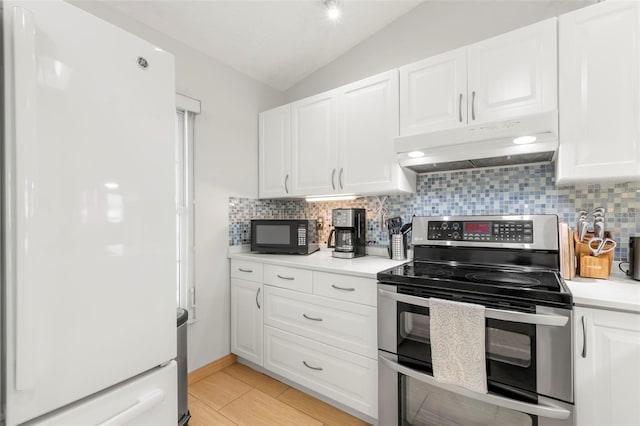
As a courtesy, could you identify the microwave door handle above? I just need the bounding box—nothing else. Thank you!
[379,353,571,420]
[377,289,568,327]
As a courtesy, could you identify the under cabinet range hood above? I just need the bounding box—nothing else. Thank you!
[395,111,558,173]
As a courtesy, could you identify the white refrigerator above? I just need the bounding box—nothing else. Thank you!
[1,1,178,425]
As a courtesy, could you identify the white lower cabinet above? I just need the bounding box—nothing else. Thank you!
[230,278,263,366]
[574,306,640,426]
[229,258,378,420]
[264,326,377,418]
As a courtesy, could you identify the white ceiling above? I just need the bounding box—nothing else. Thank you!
[103,0,423,91]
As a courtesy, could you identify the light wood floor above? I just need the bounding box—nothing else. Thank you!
[188,362,370,426]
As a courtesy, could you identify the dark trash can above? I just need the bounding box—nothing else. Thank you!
[177,308,190,425]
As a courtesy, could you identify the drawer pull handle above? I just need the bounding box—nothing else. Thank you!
[303,361,323,371]
[303,313,323,322]
[331,284,355,292]
[277,274,295,280]
[238,268,253,273]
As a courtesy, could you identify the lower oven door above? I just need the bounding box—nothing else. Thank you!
[379,352,574,426]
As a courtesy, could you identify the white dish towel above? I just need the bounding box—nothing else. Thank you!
[429,297,488,394]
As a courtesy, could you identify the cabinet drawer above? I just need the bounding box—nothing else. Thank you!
[313,272,377,306]
[264,286,377,359]
[264,326,377,418]
[230,260,263,283]
[264,264,312,293]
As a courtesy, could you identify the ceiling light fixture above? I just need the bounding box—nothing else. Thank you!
[324,0,341,21]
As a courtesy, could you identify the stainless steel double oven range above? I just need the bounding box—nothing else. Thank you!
[377,215,574,426]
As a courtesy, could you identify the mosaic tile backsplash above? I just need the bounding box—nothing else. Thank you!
[229,163,640,261]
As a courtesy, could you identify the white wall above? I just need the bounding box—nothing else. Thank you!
[285,0,594,102]
[69,1,285,371]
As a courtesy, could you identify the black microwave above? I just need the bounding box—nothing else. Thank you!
[250,219,319,255]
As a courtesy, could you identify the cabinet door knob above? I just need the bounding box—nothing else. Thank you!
[459,93,463,122]
[255,288,261,309]
[331,169,336,190]
[339,168,344,189]
[471,91,476,121]
[284,174,289,194]
[581,315,587,358]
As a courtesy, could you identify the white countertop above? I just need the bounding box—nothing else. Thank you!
[228,247,407,279]
[566,269,640,313]
[228,246,640,312]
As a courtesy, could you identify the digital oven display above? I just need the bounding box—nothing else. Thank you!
[463,222,491,234]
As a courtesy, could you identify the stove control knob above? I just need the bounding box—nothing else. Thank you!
[452,223,460,230]
[452,231,460,239]
[441,223,449,230]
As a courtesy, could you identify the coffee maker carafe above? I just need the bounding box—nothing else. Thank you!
[327,208,366,259]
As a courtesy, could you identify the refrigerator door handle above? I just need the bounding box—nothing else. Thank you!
[12,4,39,391]
[98,389,166,426]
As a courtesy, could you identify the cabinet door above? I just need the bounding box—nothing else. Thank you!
[467,18,557,124]
[400,48,467,135]
[338,70,401,194]
[291,91,339,196]
[259,105,291,198]
[556,1,640,184]
[575,307,640,426]
[231,278,263,366]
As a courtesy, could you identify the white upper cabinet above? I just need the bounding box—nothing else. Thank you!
[291,90,339,196]
[259,104,291,198]
[467,18,557,124]
[399,18,557,136]
[338,71,415,195]
[556,0,640,185]
[400,48,467,135]
[290,71,415,197]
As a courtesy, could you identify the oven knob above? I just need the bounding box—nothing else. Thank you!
[452,231,460,239]
[441,223,449,230]
[452,223,460,230]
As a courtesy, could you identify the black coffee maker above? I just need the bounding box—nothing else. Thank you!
[327,208,366,259]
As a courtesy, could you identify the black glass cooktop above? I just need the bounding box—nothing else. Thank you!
[377,260,572,308]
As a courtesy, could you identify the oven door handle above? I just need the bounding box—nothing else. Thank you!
[379,353,571,420]
[377,289,568,327]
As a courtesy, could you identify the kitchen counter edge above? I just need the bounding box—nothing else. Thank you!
[228,247,408,279]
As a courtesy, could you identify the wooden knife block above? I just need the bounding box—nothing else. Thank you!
[574,231,614,278]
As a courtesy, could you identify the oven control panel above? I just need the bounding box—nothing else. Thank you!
[428,220,534,243]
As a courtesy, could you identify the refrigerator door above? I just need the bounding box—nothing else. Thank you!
[28,362,177,426]
[3,1,176,424]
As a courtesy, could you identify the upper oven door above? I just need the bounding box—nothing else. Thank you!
[377,283,573,403]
